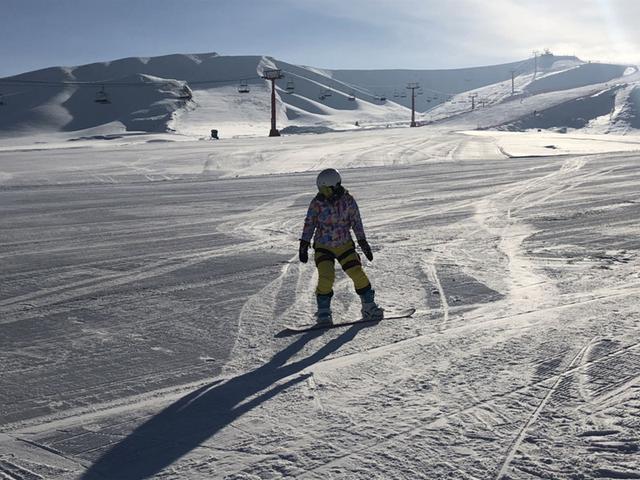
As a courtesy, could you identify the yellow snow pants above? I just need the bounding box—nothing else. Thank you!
[314,241,371,296]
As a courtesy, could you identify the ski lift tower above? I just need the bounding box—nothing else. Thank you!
[406,82,420,127]
[262,68,284,137]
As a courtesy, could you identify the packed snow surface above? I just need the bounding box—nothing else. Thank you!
[1,125,640,479]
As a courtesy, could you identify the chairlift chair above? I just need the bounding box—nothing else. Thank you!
[286,80,295,93]
[324,89,332,98]
[94,86,111,104]
[238,81,250,93]
[348,91,356,101]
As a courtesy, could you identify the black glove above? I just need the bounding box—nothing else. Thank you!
[358,238,373,261]
[299,240,310,263]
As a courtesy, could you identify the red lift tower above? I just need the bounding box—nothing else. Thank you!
[406,82,420,127]
[262,69,284,137]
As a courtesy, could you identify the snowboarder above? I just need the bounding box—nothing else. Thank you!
[299,168,384,325]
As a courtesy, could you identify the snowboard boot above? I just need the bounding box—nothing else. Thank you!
[315,292,333,325]
[360,289,384,321]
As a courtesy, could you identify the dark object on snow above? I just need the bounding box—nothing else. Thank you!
[210,129,219,139]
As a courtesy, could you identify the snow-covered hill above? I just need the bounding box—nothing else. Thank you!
[423,62,640,133]
[1,51,639,140]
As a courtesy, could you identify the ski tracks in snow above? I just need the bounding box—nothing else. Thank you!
[7,149,640,478]
[288,154,640,477]
[294,337,640,479]
[422,260,449,330]
[208,154,640,478]
[494,341,593,480]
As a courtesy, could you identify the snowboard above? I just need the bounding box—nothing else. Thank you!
[284,308,416,333]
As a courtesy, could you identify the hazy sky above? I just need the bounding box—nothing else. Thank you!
[2,0,640,77]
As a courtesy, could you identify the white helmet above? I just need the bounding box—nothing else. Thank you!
[316,168,341,190]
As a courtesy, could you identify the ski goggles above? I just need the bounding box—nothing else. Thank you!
[319,185,336,197]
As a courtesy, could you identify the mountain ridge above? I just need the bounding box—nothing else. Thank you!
[1,52,638,139]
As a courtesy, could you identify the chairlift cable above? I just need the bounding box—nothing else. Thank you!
[0,75,263,88]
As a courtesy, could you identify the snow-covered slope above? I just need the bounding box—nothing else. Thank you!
[330,54,579,109]
[0,53,266,138]
[1,52,639,140]
[2,129,640,478]
[525,62,628,94]
[422,63,640,135]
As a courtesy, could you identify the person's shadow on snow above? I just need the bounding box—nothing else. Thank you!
[81,324,365,480]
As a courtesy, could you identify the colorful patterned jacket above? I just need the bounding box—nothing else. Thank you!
[300,187,366,247]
